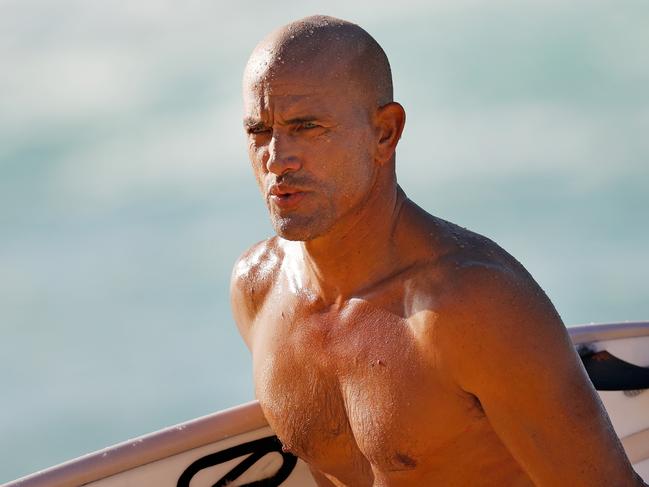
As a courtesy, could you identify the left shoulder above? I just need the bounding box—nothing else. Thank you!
[399,209,569,372]
[409,210,554,323]
[433,220,561,328]
[426,231,643,486]
[431,232,570,388]
[444,252,560,331]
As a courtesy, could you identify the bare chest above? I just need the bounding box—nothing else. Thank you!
[251,297,478,477]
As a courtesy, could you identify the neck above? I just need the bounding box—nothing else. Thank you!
[298,182,408,304]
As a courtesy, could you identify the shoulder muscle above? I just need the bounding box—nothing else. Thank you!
[436,262,638,485]
[230,238,281,349]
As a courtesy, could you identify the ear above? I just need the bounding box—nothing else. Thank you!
[373,102,406,165]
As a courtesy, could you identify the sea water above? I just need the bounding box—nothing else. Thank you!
[1,1,648,482]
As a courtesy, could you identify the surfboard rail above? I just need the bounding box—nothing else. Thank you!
[2,401,268,487]
[3,321,649,486]
[569,321,649,472]
[568,321,649,344]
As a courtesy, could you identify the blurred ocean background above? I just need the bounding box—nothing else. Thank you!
[1,0,647,482]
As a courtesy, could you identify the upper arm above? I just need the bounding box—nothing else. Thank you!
[230,256,254,350]
[439,265,640,486]
[230,241,271,350]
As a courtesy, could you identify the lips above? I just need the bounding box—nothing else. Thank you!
[268,184,307,209]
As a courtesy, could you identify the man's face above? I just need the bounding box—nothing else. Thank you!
[243,59,378,241]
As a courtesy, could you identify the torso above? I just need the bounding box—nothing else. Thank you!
[239,209,535,486]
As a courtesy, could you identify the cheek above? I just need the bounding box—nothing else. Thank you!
[248,141,268,185]
[318,137,375,210]
[332,132,375,181]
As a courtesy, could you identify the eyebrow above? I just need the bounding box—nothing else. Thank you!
[283,116,318,125]
[243,116,321,128]
[243,117,265,128]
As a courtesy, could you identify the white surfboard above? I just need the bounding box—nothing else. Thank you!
[4,321,649,486]
[571,322,649,480]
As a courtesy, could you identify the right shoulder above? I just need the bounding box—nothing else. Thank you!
[230,237,284,346]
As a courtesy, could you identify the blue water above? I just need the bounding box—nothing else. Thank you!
[1,1,648,482]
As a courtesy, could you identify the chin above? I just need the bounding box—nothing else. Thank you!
[272,215,329,242]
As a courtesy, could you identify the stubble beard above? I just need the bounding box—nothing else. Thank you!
[267,185,374,242]
[269,206,334,241]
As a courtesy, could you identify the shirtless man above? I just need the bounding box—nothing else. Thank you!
[231,15,644,486]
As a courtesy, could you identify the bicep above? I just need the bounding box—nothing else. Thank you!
[443,269,638,486]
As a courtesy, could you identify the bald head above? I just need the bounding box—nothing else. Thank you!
[242,16,405,241]
[244,15,393,108]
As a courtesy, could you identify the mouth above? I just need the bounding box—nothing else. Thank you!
[268,185,307,209]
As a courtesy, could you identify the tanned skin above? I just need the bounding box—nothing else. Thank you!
[231,15,645,487]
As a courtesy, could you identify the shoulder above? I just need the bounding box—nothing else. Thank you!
[400,213,566,381]
[439,241,550,320]
[230,237,284,346]
[415,216,554,319]
[231,236,284,285]
[431,228,568,391]
[421,228,642,485]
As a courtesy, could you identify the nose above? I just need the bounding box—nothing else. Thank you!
[265,133,301,175]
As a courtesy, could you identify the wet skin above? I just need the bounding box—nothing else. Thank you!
[232,19,644,487]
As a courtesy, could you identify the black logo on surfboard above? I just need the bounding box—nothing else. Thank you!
[177,435,297,487]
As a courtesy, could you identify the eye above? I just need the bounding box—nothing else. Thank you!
[300,121,319,130]
[247,125,271,135]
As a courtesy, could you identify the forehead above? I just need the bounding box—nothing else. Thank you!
[243,46,364,118]
[243,69,358,119]
[245,76,329,108]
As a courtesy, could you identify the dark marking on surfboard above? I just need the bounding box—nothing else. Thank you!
[623,389,647,397]
[578,348,649,391]
[177,435,297,487]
